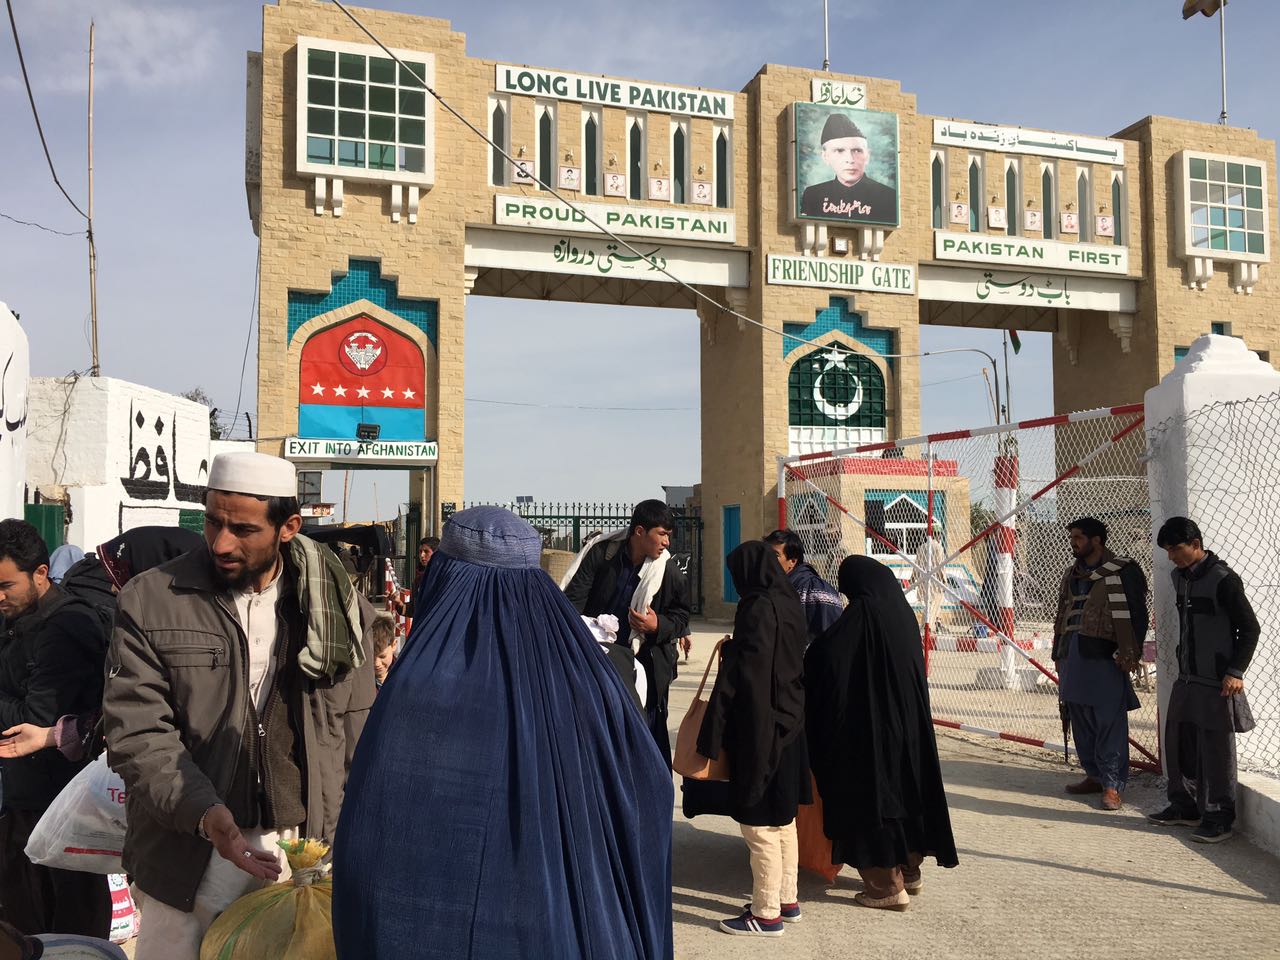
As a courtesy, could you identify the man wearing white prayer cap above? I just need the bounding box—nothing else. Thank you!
[104,451,375,960]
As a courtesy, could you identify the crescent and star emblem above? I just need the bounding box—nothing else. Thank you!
[811,344,863,421]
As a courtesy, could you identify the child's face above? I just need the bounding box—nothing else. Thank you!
[374,641,397,682]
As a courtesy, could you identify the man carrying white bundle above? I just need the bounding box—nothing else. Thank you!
[104,452,375,960]
[563,499,691,766]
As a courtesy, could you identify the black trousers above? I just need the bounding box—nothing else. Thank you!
[1164,682,1238,826]
[0,807,112,937]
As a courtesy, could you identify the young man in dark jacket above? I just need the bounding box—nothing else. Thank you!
[0,520,111,937]
[1148,517,1260,843]
[565,500,690,764]
[765,528,842,643]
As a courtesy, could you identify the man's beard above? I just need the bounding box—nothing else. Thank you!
[212,542,281,591]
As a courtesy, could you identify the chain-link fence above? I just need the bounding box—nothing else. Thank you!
[1147,392,1280,779]
[781,403,1159,768]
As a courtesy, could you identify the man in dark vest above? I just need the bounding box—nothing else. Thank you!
[1148,517,1259,843]
[799,112,897,224]
[1052,518,1148,811]
[564,500,691,764]
[0,520,111,937]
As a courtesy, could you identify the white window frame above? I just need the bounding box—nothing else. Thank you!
[627,112,647,200]
[534,100,557,192]
[1077,168,1093,242]
[967,154,984,232]
[295,35,435,187]
[581,106,602,197]
[713,122,733,208]
[1174,149,1269,263]
[488,94,510,187]
[1110,171,1126,245]
[670,117,691,204]
[1040,161,1057,239]
[1003,157,1020,236]
[930,149,948,229]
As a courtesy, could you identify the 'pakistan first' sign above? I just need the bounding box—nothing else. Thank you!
[496,65,733,120]
[495,196,736,244]
[285,437,439,465]
[767,254,916,295]
[934,232,1129,275]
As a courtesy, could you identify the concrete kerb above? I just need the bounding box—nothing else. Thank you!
[1239,772,1280,858]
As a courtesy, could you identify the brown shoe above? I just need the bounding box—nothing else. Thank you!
[1101,788,1123,811]
[854,890,910,912]
[1065,777,1103,795]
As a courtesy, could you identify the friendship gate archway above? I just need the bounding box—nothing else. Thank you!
[246,1,1280,617]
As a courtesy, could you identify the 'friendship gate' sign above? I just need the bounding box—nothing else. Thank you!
[496,65,734,120]
[766,254,916,295]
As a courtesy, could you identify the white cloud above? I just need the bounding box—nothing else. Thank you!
[0,0,220,94]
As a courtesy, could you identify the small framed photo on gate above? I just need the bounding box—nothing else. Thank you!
[604,172,627,197]
[1095,215,1115,238]
[692,180,713,205]
[511,159,535,185]
[557,165,582,191]
[1024,209,1043,232]
[649,177,671,201]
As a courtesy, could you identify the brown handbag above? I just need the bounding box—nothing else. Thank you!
[673,638,730,781]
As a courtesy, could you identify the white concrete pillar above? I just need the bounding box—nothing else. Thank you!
[1144,334,1280,773]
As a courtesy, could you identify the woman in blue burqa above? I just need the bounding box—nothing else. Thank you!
[333,506,674,960]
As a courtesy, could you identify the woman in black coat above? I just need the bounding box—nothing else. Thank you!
[805,555,958,911]
[698,540,810,937]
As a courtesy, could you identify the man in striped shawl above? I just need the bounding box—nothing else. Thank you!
[1052,517,1148,811]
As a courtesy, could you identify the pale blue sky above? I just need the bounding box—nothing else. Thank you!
[3,0,1277,519]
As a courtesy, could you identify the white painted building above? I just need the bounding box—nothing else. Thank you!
[25,376,250,550]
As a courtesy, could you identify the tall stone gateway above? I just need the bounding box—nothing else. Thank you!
[246,0,1278,616]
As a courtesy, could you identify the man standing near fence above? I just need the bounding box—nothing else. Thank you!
[564,500,691,765]
[1148,517,1259,844]
[765,529,843,643]
[1052,518,1148,811]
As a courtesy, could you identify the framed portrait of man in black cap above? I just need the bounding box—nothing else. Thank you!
[792,103,900,227]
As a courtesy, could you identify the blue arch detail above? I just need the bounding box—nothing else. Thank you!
[287,259,438,345]
[782,296,894,362]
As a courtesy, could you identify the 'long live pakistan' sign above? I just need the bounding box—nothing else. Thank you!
[495,196,736,244]
[767,254,915,295]
[934,232,1129,275]
[285,437,438,465]
[496,65,734,120]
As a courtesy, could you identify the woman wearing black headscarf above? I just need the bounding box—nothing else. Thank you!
[805,554,957,911]
[698,540,810,937]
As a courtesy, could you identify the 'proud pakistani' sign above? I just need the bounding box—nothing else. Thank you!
[285,437,439,465]
[496,65,734,120]
[934,232,1129,275]
[495,196,736,244]
[766,254,915,295]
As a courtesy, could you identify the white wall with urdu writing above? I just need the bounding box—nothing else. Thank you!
[0,305,29,521]
[26,376,212,550]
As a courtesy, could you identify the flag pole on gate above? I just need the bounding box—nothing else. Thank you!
[1182,0,1229,124]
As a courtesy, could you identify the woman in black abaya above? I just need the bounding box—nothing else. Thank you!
[805,554,958,911]
[698,540,810,936]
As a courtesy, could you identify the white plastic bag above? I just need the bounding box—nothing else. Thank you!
[25,754,127,874]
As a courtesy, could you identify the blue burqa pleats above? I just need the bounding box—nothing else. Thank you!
[333,507,674,960]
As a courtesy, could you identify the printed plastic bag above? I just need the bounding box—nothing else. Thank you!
[107,874,140,944]
[201,839,335,960]
[25,754,127,874]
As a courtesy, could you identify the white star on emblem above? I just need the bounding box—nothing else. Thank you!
[310,383,325,396]
[382,387,395,399]
[333,384,348,398]
[402,388,416,400]
[819,345,852,371]
[356,386,370,399]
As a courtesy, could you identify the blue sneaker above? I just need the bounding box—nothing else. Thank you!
[719,910,784,936]
[742,902,801,923]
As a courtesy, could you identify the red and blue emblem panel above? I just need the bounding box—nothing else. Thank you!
[298,316,425,441]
